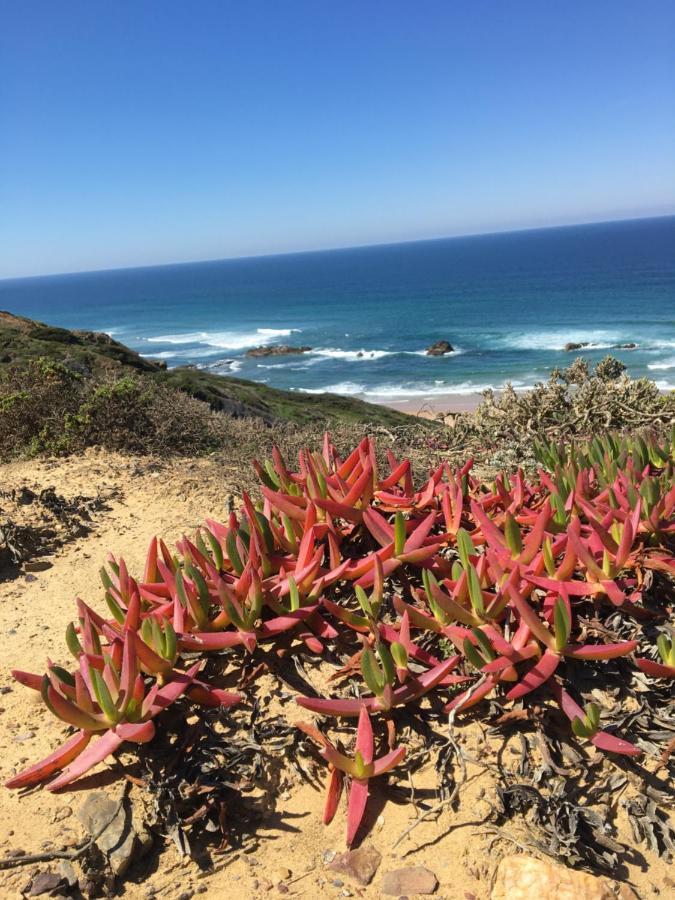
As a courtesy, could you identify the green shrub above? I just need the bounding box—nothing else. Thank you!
[0,358,228,459]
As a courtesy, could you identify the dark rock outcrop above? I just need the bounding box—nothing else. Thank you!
[245,345,312,358]
[425,340,455,356]
[563,341,589,352]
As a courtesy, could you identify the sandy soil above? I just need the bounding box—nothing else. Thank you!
[0,450,671,899]
[380,392,482,416]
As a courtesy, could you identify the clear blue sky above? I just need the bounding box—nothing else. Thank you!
[1,1,674,278]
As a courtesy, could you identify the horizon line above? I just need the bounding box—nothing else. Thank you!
[2,211,674,283]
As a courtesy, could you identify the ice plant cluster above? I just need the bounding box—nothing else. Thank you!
[7,430,675,846]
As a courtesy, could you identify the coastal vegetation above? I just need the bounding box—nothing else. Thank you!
[1,311,673,468]
[0,311,416,460]
[1,311,674,896]
[4,430,674,886]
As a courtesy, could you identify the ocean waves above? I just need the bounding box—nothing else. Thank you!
[495,329,625,352]
[298,377,535,399]
[145,327,300,351]
[648,357,675,371]
[493,329,675,354]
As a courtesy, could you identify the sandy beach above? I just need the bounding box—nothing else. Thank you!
[379,391,483,416]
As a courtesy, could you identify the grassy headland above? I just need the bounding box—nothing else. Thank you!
[0,311,428,460]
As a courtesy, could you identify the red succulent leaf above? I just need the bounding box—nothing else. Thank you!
[590,731,642,756]
[636,658,675,678]
[372,745,406,776]
[324,768,344,824]
[47,729,125,791]
[564,640,638,660]
[506,648,561,700]
[355,707,374,765]
[5,731,92,790]
[346,778,369,847]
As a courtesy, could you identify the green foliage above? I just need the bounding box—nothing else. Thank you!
[0,358,228,458]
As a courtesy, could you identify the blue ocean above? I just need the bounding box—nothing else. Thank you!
[1,216,674,403]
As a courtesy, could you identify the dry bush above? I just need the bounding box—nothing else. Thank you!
[73,375,229,455]
[0,359,227,459]
[0,359,85,458]
[447,356,675,470]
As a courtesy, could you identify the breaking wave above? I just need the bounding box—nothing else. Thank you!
[146,327,300,350]
[297,378,535,400]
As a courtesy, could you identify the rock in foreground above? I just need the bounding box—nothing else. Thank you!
[328,846,382,885]
[491,855,632,900]
[381,865,438,895]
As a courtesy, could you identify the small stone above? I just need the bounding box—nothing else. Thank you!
[25,871,68,896]
[176,892,193,900]
[274,867,291,881]
[53,806,73,823]
[78,789,150,877]
[491,856,619,900]
[329,846,382,886]
[322,849,336,864]
[24,560,52,572]
[13,731,35,742]
[381,866,439,896]
[277,885,289,895]
[57,861,78,888]
[332,879,344,887]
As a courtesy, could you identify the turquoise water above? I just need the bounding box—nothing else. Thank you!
[2,216,674,401]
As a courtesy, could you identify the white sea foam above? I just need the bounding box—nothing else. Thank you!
[303,348,394,364]
[299,381,368,396]
[495,330,675,354]
[648,357,675,371]
[498,329,624,352]
[298,378,535,400]
[146,327,300,350]
[297,347,465,365]
[145,346,223,360]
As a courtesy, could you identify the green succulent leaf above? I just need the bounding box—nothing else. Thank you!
[361,647,385,696]
[456,528,475,571]
[394,512,406,556]
[553,597,571,652]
